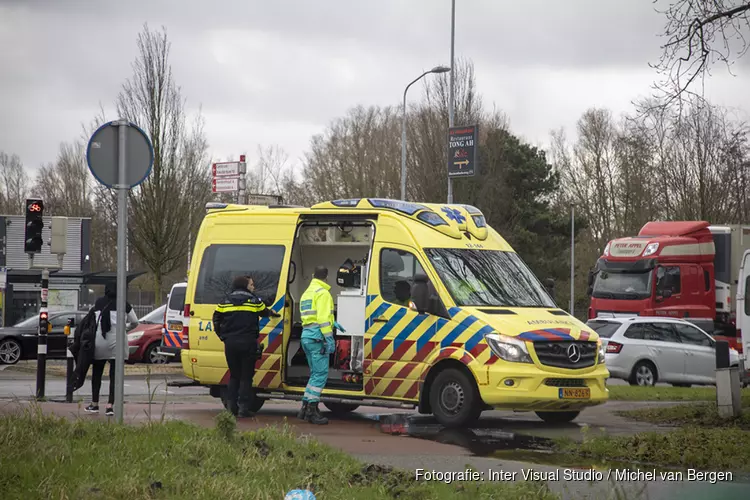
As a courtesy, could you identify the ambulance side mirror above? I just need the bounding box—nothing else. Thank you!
[411,274,430,313]
[428,295,450,319]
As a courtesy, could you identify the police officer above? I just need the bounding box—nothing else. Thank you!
[213,275,280,418]
[297,266,345,425]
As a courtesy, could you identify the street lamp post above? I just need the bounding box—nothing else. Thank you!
[401,65,451,201]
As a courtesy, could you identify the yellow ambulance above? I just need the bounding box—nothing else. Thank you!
[176,198,608,427]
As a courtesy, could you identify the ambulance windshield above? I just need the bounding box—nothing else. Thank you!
[425,248,555,308]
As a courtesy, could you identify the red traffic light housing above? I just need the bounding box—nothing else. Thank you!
[40,311,49,321]
[24,198,45,253]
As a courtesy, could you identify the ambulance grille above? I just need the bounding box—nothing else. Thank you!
[534,341,597,369]
[544,378,587,387]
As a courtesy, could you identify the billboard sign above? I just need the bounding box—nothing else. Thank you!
[447,125,478,178]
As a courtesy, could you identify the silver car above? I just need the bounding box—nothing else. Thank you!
[586,317,740,386]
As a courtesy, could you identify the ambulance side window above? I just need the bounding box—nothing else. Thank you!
[194,244,286,304]
[380,248,424,304]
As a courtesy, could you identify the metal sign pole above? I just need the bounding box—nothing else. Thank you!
[570,204,575,316]
[115,121,128,424]
[447,0,456,204]
[86,118,153,423]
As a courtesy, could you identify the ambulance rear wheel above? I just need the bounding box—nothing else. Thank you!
[323,402,359,415]
[430,368,481,428]
[219,388,265,413]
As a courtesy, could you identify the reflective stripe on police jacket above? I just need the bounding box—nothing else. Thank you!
[213,290,269,342]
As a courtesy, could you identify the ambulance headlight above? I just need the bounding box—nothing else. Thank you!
[485,333,532,364]
[598,341,606,364]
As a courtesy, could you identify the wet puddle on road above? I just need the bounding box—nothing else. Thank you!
[370,413,644,470]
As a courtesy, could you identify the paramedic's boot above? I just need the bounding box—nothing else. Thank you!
[297,401,309,420]
[306,402,328,425]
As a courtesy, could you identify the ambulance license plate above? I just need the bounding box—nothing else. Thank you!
[559,388,590,399]
[167,321,182,331]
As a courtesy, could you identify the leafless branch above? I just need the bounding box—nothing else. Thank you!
[649,0,750,109]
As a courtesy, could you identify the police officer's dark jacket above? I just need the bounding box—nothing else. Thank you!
[213,289,272,343]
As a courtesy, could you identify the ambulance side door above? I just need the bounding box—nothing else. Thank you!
[364,244,437,400]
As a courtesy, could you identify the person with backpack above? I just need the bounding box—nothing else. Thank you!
[84,284,139,416]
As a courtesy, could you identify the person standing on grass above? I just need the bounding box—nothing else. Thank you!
[85,284,139,416]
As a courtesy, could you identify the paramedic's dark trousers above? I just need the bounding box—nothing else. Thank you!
[224,339,257,413]
[91,359,115,405]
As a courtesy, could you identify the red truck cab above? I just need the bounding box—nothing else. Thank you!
[588,221,717,333]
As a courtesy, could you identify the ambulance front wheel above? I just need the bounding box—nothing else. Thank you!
[429,368,482,428]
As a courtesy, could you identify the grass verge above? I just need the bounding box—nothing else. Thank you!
[617,402,750,430]
[0,407,559,500]
[607,384,750,404]
[557,426,750,472]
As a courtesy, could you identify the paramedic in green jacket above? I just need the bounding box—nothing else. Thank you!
[297,266,346,425]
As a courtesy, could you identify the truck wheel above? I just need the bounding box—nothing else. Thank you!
[629,361,657,386]
[323,402,359,415]
[429,368,481,428]
[535,411,580,424]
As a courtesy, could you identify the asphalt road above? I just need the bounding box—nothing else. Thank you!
[0,363,208,401]
[2,366,749,499]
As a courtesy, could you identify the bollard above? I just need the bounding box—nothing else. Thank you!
[64,317,75,403]
[715,340,742,418]
[65,341,75,403]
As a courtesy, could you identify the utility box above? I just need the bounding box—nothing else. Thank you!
[50,217,68,255]
[716,367,742,418]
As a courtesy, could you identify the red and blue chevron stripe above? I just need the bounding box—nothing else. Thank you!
[516,328,574,341]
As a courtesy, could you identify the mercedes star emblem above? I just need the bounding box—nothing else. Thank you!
[567,343,581,363]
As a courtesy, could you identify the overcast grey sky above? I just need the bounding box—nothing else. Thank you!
[2,0,749,176]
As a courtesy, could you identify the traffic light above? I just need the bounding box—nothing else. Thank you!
[24,198,44,253]
[39,311,50,334]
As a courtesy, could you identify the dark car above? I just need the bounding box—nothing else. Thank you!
[127,305,170,364]
[0,310,89,365]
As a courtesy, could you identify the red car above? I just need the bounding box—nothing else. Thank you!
[127,305,169,364]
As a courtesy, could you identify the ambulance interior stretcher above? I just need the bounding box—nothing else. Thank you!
[284,221,375,391]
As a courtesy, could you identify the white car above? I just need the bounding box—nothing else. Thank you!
[586,317,740,387]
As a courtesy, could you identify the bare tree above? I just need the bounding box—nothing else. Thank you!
[557,96,749,264]
[302,105,402,200]
[32,141,94,216]
[651,0,750,106]
[0,151,29,214]
[110,24,212,298]
[247,145,298,199]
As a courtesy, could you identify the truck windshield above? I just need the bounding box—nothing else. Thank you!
[592,270,652,300]
[424,248,555,308]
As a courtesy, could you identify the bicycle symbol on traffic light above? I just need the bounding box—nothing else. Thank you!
[28,202,42,212]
